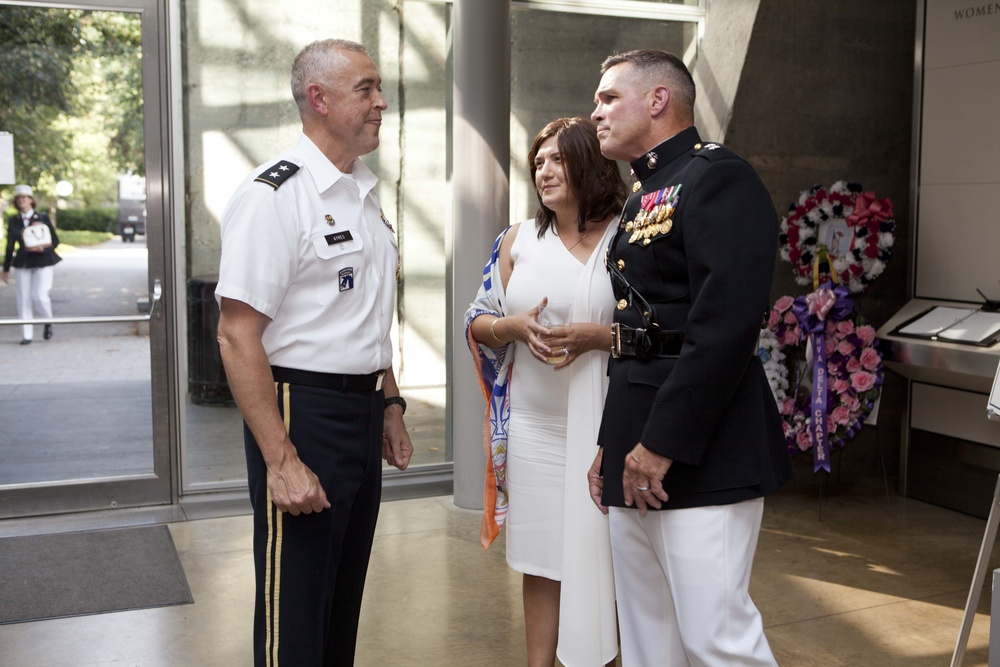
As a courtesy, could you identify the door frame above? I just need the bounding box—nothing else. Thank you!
[0,0,177,517]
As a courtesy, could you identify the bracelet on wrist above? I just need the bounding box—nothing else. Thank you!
[489,317,505,345]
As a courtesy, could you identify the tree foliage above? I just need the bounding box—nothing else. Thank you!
[0,6,143,207]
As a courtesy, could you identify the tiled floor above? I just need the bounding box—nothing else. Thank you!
[0,479,997,666]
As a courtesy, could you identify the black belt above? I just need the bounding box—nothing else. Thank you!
[271,366,386,393]
[611,323,684,359]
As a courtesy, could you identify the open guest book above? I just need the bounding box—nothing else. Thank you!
[890,306,1000,347]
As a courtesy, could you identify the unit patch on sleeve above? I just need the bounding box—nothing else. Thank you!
[254,160,300,189]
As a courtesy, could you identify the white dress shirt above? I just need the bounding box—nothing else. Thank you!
[216,134,398,375]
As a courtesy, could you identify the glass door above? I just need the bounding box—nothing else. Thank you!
[0,0,174,518]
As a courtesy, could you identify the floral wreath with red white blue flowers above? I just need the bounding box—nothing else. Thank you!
[778,180,895,294]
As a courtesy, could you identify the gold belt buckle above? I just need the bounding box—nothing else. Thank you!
[375,370,386,392]
[611,322,622,359]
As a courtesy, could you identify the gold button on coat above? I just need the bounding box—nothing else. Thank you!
[617,299,628,311]
[617,259,625,270]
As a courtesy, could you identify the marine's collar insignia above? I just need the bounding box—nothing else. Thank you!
[254,160,300,189]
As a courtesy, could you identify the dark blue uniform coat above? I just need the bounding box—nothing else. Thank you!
[598,126,793,509]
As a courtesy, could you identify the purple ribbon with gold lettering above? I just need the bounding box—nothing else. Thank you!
[792,282,853,473]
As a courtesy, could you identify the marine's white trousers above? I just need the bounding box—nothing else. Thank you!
[609,498,777,666]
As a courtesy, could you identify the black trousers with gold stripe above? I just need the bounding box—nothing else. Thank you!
[244,380,384,667]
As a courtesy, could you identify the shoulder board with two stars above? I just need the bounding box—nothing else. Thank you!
[254,160,300,189]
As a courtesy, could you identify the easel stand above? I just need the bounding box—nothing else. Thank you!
[951,474,1000,666]
[817,425,892,521]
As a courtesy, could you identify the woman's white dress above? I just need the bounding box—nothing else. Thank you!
[478,218,619,666]
[504,222,610,579]
[504,223,583,578]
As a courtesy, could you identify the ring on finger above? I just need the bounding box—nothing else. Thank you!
[636,485,650,491]
[561,348,569,357]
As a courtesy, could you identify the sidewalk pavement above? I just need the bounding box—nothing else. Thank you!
[1,237,151,384]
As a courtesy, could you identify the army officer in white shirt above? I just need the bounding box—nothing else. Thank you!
[216,38,413,667]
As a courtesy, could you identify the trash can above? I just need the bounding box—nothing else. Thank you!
[187,274,234,406]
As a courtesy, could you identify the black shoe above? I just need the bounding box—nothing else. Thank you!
[44,325,53,340]
[20,339,31,345]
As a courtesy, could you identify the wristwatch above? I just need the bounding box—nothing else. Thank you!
[384,395,407,415]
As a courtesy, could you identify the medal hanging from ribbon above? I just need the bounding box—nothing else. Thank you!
[628,184,681,245]
[791,283,854,473]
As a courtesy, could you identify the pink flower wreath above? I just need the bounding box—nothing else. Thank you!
[764,284,884,470]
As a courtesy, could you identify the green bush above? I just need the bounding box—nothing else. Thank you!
[54,208,116,233]
[58,230,114,246]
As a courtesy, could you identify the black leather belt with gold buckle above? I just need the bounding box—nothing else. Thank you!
[611,323,684,359]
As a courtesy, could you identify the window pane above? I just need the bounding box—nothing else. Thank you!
[392,0,450,469]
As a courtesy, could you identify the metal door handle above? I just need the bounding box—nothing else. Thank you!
[0,279,162,326]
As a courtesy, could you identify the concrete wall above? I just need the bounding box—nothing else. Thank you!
[509,10,694,222]
[725,0,917,481]
[691,0,761,141]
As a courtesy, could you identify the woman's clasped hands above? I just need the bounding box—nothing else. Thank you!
[501,296,605,369]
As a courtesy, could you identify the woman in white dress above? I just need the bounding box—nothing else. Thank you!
[466,117,627,667]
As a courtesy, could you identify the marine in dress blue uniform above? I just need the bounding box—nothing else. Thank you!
[589,50,792,666]
[215,40,412,667]
[599,127,791,510]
